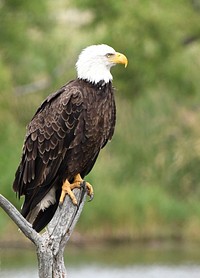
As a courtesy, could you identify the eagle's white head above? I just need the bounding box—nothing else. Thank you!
[76,44,128,84]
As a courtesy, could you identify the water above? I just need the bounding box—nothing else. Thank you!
[1,242,200,277]
[1,265,200,278]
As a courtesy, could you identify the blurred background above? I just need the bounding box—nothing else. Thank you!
[1,0,200,277]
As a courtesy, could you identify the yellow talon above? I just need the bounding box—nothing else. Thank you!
[59,179,79,205]
[59,174,94,205]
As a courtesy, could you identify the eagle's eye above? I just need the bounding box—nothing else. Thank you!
[106,53,114,58]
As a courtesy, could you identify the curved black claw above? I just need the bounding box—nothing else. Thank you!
[88,192,94,202]
[80,180,94,202]
[59,201,63,208]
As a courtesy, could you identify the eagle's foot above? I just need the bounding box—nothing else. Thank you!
[59,174,94,205]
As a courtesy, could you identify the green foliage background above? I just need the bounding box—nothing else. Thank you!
[1,0,200,242]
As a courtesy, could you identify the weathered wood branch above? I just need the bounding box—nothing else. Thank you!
[0,185,87,278]
[0,194,41,244]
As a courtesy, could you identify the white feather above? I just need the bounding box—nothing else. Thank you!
[26,187,56,224]
[39,186,56,211]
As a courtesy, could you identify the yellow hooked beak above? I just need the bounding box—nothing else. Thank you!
[109,52,128,68]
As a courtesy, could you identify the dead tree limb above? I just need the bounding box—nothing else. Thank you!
[0,185,87,278]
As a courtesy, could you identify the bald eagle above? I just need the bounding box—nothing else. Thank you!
[13,44,128,232]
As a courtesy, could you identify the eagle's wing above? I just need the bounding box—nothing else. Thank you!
[13,82,85,216]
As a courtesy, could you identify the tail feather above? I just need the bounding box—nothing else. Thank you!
[22,187,61,232]
[32,200,59,232]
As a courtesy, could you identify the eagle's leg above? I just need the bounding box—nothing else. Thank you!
[59,174,94,205]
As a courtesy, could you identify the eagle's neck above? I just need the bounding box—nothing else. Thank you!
[78,78,112,91]
[77,66,113,84]
[76,59,113,84]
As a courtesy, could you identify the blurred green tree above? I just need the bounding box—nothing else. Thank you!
[1,0,200,240]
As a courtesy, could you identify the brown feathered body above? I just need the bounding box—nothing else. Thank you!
[13,79,116,232]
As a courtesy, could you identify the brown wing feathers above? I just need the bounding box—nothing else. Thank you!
[13,79,115,231]
[13,82,83,212]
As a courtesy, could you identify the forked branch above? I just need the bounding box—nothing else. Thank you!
[0,186,87,278]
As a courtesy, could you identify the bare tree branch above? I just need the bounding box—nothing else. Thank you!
[0,185,87,278]
[0,194,41,244]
